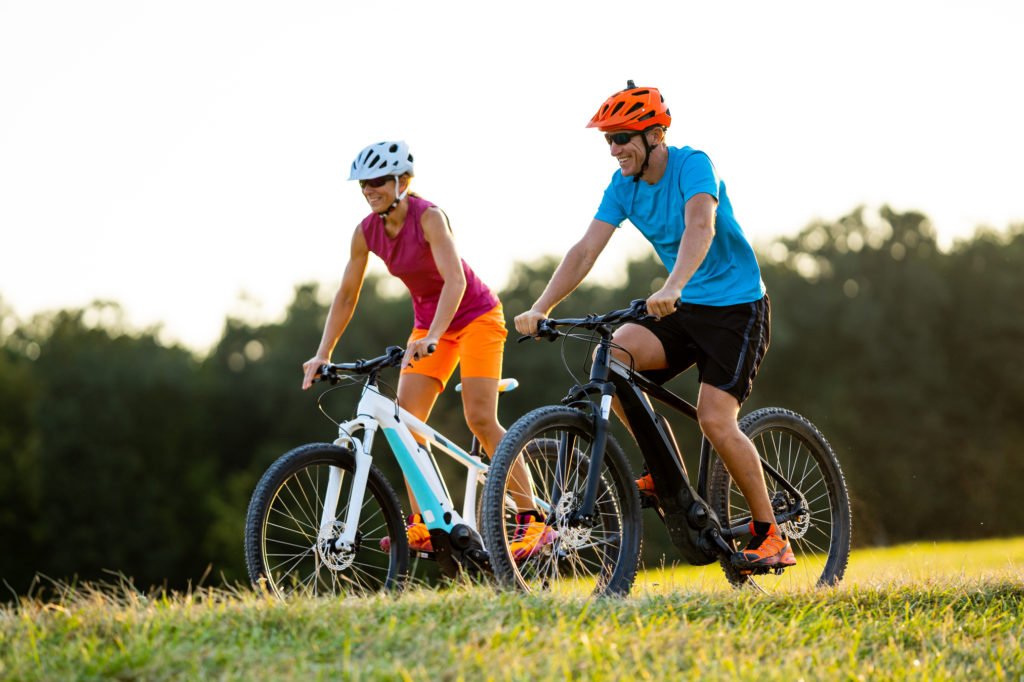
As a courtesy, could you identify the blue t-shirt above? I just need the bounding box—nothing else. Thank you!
[594,146,765,306]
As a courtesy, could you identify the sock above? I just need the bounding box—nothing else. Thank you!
[752,520,773,537]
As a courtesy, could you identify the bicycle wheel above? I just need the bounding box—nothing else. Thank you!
[245,442,409,598]
[707,407,851,592]
[481,406,642,597]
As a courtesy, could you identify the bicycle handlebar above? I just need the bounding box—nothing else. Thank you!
[519,299,658,342]
[314,343,437,384]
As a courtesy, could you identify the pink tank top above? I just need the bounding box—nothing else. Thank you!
[360,195,499,331]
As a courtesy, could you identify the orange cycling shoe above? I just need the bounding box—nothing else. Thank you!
[509,512,556,561]
[379,513,433,553]
[636,472,657,497]
[730,522,796,571]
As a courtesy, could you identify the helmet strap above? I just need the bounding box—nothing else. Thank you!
[634,132,654,183]
[377,175,406,218]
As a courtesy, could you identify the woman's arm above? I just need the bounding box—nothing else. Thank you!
[403,207,467,366]
[301,226,370,389]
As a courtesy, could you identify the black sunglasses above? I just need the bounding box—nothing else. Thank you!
[358,176,392,189]
[604,130,644,146]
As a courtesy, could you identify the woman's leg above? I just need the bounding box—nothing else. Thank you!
[461,377,537,511]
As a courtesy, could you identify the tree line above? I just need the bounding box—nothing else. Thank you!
[1,206,1021,595]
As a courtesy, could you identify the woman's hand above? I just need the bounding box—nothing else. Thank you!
[301,355,329,390]
[403,337,438,368]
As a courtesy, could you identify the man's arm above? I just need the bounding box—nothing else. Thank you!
[514,219,616,335]
[646,192,718,318]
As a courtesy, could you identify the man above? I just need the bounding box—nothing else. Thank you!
[514,81,794,571]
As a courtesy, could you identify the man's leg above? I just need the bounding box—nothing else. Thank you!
[607,323,668,422]
[695,384,774,523]
[698,385,795,569]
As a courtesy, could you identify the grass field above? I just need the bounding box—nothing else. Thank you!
[2,537,1022,681]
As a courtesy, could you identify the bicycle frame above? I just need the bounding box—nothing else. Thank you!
[558,331,728,565]
[321,378,486,550]
[561,325,814,565]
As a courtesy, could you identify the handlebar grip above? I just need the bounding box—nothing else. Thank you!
[313,363,335,384]
[411,343,437,361]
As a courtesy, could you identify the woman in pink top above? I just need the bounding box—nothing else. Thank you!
[301,141,547,555]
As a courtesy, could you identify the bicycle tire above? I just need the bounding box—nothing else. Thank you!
[481,406,642,597]
[245,442,409,598]
[707,408,851,591]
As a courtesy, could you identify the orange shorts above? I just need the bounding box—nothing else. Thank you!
[402,304,507,389]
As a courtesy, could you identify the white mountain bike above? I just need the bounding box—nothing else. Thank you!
[244,345,524,598]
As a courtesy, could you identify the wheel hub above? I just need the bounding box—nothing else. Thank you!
[316,520,356,571]
[772,491,811,540]
[552,492,593,549]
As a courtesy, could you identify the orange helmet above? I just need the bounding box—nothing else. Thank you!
[587,80,672,132]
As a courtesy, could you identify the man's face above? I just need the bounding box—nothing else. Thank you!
[604,129,647,176]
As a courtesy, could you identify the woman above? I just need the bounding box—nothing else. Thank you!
[302,140,548,557]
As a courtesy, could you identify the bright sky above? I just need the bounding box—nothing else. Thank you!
[2,1,1022,353]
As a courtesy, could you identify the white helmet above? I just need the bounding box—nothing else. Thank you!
[348,140,414,180]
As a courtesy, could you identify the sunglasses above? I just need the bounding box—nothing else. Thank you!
[604,130,644,146]
[358,176,392,189]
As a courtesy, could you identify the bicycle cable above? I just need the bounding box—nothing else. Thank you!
[555,324,639,390]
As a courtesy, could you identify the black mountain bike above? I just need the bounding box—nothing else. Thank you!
[480,300,851,596]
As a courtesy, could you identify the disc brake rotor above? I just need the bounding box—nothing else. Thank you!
[316,520,356,571]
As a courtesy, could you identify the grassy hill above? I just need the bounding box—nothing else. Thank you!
[2,537,1022,681]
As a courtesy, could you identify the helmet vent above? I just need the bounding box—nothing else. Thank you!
[587,84,671,131]
[349,140,414,181]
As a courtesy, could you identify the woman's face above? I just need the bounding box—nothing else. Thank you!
[360,176,396,212]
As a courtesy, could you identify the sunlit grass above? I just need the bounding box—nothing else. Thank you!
[2,537,1021,681]
[634,535,1024,595]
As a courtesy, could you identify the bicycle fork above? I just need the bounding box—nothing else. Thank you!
[558,387,615,526]
[322,426,377,550]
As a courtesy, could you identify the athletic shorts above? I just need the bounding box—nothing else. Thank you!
[402,304,507,389]
[631,295,770,405]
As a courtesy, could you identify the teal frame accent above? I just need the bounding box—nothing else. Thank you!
[381,427,452,530]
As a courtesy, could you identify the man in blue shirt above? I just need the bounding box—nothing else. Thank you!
[515,81,794,571]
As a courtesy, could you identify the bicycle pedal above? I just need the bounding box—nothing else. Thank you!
[738,566,771,577]
[639,494,660,509]
[464,548,492,573]
[412,550,436,560]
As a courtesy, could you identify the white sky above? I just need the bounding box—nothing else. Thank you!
[2,1,1022,353]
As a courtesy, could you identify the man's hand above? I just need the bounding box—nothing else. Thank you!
[646,286,682,319]
[514,310,548,336]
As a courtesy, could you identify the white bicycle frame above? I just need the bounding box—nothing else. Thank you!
[319,378,504,549]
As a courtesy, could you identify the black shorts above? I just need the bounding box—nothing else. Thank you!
[631,295,770,405]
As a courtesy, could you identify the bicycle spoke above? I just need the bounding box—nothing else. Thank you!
[247,447,408,599]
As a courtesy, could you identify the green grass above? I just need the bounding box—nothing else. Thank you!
[2,537,1022,681]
